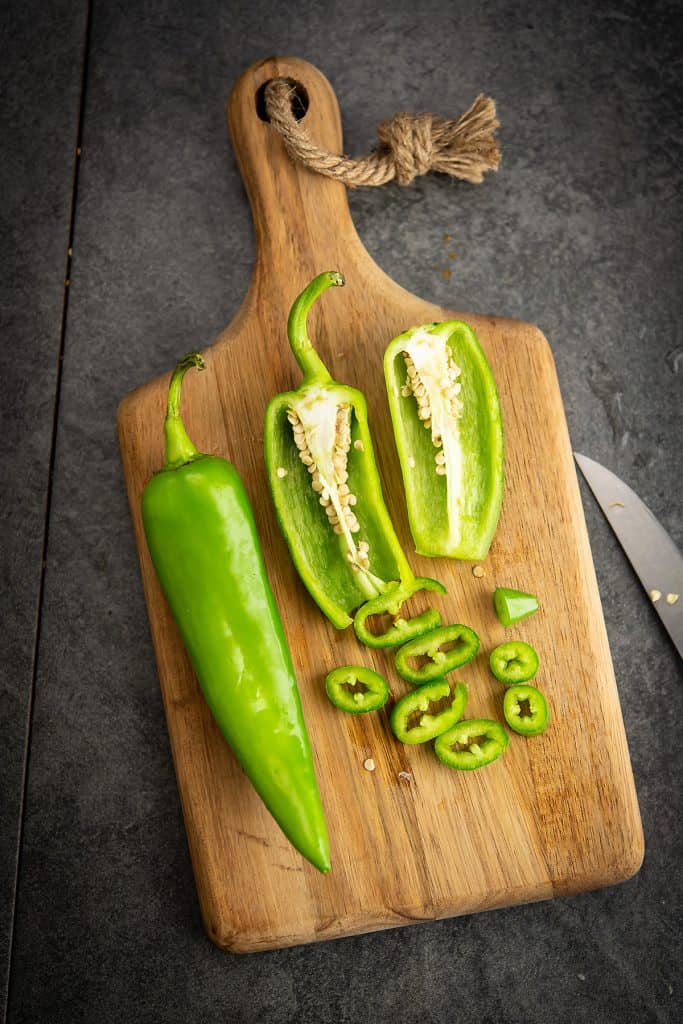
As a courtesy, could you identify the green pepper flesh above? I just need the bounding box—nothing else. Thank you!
[353,576,446,648]
[384,321,504,560]
[391,681,468,744]
[395,623,480,684]
[493,586,539,626]
[265,273,441,628]
[503,684,549,735]
[325,665,390,714]
[489,640,540,684]
[434,718,509,770]
[266,382,412,626]
[143,354,330,873]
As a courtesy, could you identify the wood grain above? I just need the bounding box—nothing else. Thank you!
[117,56,643,953]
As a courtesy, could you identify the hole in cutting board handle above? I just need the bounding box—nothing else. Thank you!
[255,78,309,122]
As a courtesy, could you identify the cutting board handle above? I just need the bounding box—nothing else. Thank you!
[227,56,378,298]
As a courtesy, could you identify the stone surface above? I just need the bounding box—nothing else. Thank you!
[0,0,88,1013]
[5,0,682,1021]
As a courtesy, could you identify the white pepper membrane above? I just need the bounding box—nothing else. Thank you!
[287,388,384,592]
[400,329,464,547]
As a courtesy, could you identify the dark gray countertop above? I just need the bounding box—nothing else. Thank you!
[2,1,681,1021]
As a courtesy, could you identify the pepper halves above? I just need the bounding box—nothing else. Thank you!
[142,353,330,873]
[265,272,444,633]
[384,320,504,560]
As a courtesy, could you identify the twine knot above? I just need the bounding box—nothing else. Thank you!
[377,112,434,185]
[264,78,500,189]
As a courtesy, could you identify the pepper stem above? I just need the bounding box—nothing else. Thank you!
[163,352,205,469]
[287,271,344,384]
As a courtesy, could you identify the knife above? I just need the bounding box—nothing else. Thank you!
[574,453,683,659]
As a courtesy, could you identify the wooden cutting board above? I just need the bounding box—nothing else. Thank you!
[117,56,643,953]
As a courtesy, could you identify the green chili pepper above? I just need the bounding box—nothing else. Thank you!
[434,718,509,770]
[390,681,467,745]
[503,684,549,736]
[142,353,330,874]
[353,576,446,648]
[489,640,539,684]
[395,624,480,684]
[384,320,504,560]
[325,665,390,714]
[493,586,539,626]
[265,271,443,630]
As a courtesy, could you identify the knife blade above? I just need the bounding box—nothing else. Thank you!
[574,452,683,659]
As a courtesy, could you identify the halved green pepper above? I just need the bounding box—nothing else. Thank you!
[434,718,509,770]
[384,320,504,559]
[391,681,468,744]
[265,271,443,631]
[395,623,480,684]
[325,665,389,714]
[503,684,549,736]
[493,586,539,626]
[142,354,330,873]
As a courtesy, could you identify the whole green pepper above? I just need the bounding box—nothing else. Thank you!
[142,353,330,873]
[265,271,443,631]
[384,320,504,560]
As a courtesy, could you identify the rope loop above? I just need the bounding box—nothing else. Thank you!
[263,79,500,189]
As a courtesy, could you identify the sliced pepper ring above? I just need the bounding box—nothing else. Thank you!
[434,718,509,770]
[489,640,539,684]
[325,665,390,714]
[395,623,480,684]
[353,576,446,648]
[503,684,549,736]
[390,680,467,745]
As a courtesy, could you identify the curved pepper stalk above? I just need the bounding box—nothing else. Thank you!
[142,353,330,873]
[265,272,445,632]
[384,320,504,560]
